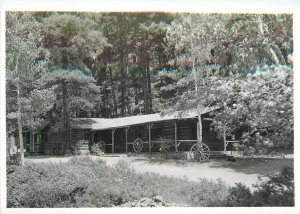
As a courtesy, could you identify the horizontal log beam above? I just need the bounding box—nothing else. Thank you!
[177,140,198,142]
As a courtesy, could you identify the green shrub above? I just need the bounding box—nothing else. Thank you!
[252,166,294,206]
[7,158,294,207]
[70,141,81,155]
[225,166,294,207]
[7,153,21,166]
[226,183,253,206]
[7,157,228,207]
[90,143,104,156]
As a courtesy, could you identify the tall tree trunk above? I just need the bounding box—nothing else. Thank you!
[143,65,149,114]
[134,87,139,112]
[120,68,125,117]
[105,90,109,118]
[120,52,126,117]
[146,58,152,113]
[62,81,70,154]
[197,104,202,143]
[158,53,162,67]
[16,80,25,165]
[126,101,131,115]
[109,67,118,117]
[188,14,202,144]
[6,132,10,160]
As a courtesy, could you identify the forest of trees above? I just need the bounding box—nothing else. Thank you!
[6,12,293,161]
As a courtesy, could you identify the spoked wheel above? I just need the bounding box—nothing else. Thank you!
[190,143,210,161]
[133,138,143,153]
[98,140,105,152]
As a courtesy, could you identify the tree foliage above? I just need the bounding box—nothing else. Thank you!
[39,69,101,119]
[6,12,49,163]
[164,13,293,151]
[6,12,293,153]
[226,166,294,206]
[41,13,108,72]
[39,69,100,153]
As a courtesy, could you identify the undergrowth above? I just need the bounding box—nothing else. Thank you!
[7,157,294,207]
[226,166,294,207]
[7,157,228,207]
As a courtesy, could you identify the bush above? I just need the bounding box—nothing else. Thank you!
[225,166,294,207]
[226,183,253,206]
[252,166,294,206]
[90,143,104,156]
[70,141,81,155]
[7,157,228,207]
[7,157,294,207]
[7,153,21,166]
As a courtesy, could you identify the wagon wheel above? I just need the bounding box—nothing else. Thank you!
[190,143,210,161]
[98,140,105,152]
[133,138,143,153]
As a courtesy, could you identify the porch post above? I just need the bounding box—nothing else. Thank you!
[196,123,200,143]
[32,133,35,152]
[147,123,153,153]
[223,127,226,154]
[91,131,95,145]
[23,132,26,149]
[111,128,116,153]
[30,132,32,153]
[173,121,178,152]
[125,127,129,153]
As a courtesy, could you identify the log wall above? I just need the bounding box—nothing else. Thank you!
[44,132,65,155]
[202,120,224,151]
[42,117,224,155]
[178,120,197,140]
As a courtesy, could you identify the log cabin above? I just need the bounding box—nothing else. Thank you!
[10,107,235,156]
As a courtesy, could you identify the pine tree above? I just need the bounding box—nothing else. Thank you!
[6,12,48,164]
[39,69,101,154]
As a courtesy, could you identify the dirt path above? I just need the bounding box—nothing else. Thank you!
[100,155,293,189]
[26,155,293,190]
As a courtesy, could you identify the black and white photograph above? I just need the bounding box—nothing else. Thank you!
[1,0,298,213]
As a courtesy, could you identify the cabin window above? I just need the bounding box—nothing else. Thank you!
[29,133,43,153]
[34,134,38,144]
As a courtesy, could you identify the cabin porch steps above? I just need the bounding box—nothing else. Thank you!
[78,140,90,155]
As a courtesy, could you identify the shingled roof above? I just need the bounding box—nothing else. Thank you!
[71,106,218,131]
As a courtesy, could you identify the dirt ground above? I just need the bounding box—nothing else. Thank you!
[25,154,293,190]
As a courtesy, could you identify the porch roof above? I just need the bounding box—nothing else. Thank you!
[72,106,218,131]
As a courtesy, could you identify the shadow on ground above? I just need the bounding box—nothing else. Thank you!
[208,158,293,176]
[25,155,70,160]
[130,157,293,177]
[131,157,190,167]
